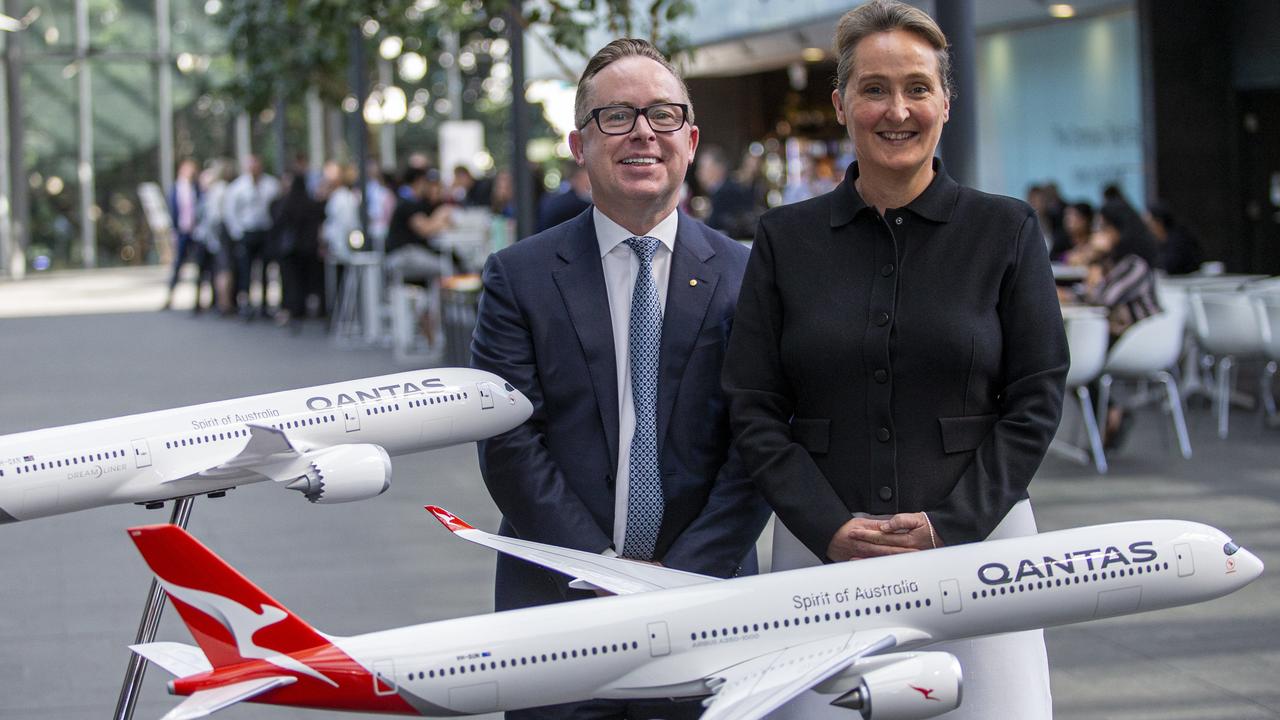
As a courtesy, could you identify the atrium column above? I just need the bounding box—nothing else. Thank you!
[76,0,96,267]
[935,0,977,188]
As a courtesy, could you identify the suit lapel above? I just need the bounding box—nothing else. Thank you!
[657,215,719,447]
[552,216,621,470]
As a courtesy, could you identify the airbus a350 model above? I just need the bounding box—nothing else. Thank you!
[0,370,531,523]
[128,507,1263,720]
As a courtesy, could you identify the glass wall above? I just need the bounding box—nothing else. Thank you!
[2,0,231,273]
[976,9,1145,207]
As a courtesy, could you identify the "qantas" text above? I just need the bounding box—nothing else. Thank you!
[306,378,446,411]
[978,541,1158,585]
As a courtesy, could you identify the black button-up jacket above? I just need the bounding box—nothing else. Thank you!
[724,161,1068,560]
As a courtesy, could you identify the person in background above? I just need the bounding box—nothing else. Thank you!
[449,165,482,206]
[272,174,326,329]
[1068,199,1162,448]
[195,159,236,315]
[162,158,202,311]
[470,37,769,720]
[364,162,395,250]
[1059,201,1095,264]
[1146,201,1203,275]
[536,164,592,232]
[722,2,1067,717]
[385,167,454,344]
[223,154,280,320]
[696,145,756,240]
[488,168,515,219]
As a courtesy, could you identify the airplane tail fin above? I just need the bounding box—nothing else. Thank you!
[127,524,334,670]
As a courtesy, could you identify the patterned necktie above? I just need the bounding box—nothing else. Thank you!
[622,236,663,560]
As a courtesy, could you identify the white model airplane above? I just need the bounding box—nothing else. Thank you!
[0,369,531,523]
[128,506,1262,720]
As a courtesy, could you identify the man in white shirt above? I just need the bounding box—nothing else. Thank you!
[223,154,280,318]
[470,38,769,720]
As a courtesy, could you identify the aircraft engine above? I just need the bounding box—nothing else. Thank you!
[286,444,392,504]
[828,651,961,720]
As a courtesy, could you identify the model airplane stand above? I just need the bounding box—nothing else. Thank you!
[112,495,196,720]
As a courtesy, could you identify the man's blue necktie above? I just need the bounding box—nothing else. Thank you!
[622,236,663,560]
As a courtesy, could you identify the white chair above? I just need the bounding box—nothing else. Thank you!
[1097,306,1193,460]
[1190,290,1266,439]
[1055,307,1110,473]
[1252,291,1280,423]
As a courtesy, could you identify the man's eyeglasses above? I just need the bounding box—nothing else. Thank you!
[581,103,689,135]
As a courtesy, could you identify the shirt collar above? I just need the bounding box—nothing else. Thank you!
[830,157,959,227]
[594,207,678,258]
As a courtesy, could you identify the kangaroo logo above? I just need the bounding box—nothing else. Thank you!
[159,579,338,687]
[910,685,940,701]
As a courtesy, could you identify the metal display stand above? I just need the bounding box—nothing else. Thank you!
[111,495,195,720]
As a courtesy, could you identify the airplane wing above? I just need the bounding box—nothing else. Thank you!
[426,506,716,595]
[160,676,296,720]
[698,627,931,720]
[130,641,213,677]
[161,423,303,485]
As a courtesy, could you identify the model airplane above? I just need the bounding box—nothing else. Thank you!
[128,507,1262,720]
[0,369,531,523]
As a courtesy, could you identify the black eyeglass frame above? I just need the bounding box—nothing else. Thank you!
[579,103,690,135]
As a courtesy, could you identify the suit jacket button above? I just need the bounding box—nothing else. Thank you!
[878,486,894,501]
[874,312,890,326]
[876,427,891,442]
[873,369,888,383]
[880,263,895,277]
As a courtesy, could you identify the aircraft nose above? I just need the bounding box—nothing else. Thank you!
[1225,543,1265,586]
[483,379,533,424]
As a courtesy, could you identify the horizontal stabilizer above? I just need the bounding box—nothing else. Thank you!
[130,641,212,678]
[426,506,716,594]
[161,676,295,720]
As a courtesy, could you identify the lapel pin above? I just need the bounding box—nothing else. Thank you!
[689,279,698,287]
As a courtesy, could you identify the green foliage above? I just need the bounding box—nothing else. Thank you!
[213,0,695,113]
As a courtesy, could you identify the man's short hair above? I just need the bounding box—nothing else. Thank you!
[574,38,694,130]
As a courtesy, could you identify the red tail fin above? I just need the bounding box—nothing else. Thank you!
[127,525,332,672]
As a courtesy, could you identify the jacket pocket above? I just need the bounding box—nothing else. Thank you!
[790,418,830,454]
[938,414,998,454]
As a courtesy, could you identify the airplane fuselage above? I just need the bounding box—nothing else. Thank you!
[176,519,1261,716]
[0,368,531,522]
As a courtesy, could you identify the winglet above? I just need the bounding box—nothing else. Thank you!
[425,505,475,532]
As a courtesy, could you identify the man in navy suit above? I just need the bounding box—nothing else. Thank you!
[471,38,769,719]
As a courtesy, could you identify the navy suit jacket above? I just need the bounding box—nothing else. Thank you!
[471,208,769,610]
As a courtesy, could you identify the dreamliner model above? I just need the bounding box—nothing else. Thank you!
[0,369,531,523]
[128,507,1263,720]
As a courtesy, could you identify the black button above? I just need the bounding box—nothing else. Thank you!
[874,369,888,383]
[874,312,890,326]
[894,216,903,226]
[877,427,891,442]
[879,486,894,501]
[881,263,895,277]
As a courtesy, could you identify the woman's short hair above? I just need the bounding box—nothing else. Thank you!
[833,0,951,98]
[574,38,693,129]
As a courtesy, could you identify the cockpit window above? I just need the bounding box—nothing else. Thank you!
[505,383,515,392]
[1224,542,1240,556]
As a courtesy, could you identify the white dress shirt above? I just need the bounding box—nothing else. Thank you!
[223,172,280,240]
[593,207,678,555]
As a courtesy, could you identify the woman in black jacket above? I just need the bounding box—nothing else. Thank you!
[722,2,1068,717]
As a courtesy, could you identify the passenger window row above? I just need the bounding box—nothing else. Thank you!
[408,639,641,681]
[166,428,250,450]
[407,391,469,410]
[12,448,128,475]
[689,599,935,643]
